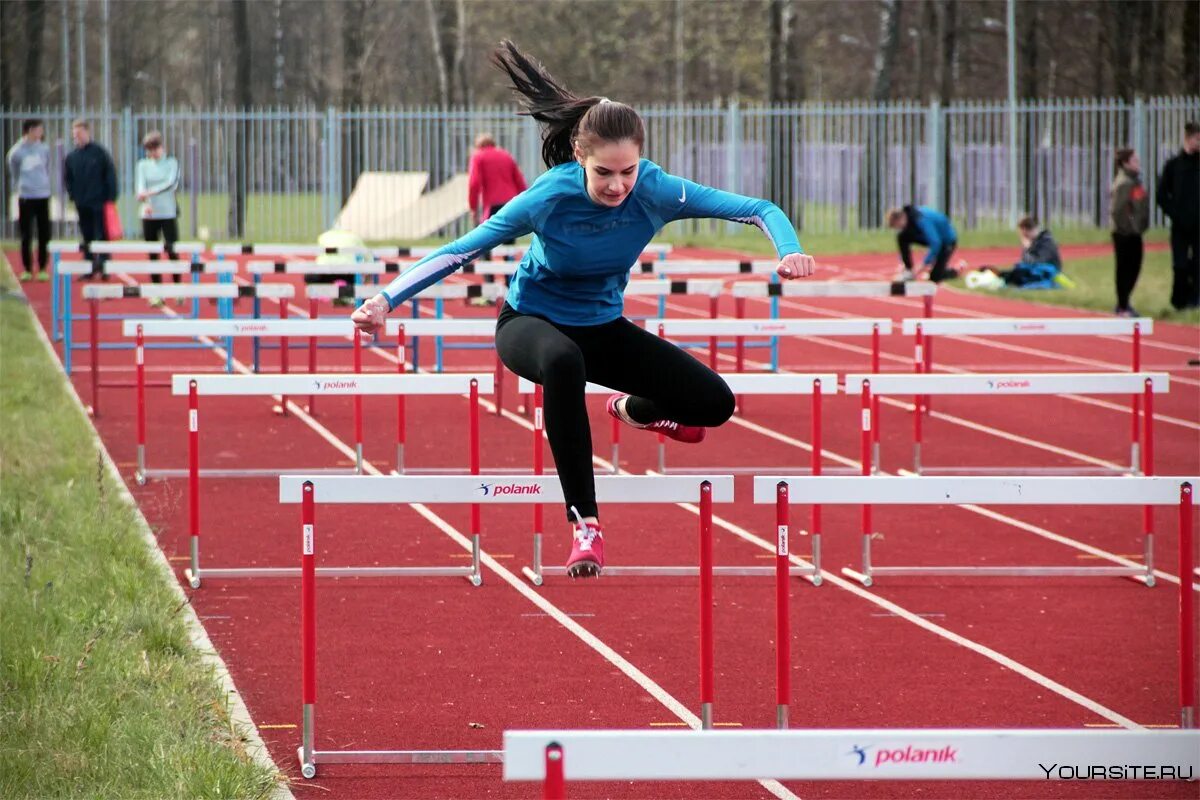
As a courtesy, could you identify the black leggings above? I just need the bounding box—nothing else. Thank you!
[17,197,51,272]
[1112,232,1143,311]
[143,218,181,283]
[495,303,734,521]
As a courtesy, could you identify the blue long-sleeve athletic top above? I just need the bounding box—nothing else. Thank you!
[380,159,803,326]
[897,205,957,269]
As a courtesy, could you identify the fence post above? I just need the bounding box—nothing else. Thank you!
[725,99,741,234]
[122,106,135,230]
[324,106,338,230]
[927,99,943,211]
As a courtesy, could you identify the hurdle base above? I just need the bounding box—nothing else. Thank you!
[298,747,503,777]
[141,466,358,479]
[842,565,1150,585]
[188,566,479,582]
[915,465,1137,476]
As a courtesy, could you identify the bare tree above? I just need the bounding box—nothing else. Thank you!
[1018,0,1039,99]
[228,0,252,237]
[23,0,47,106]
[937,0,957,102]
[861,0,902,227]
[870,0,903,101]
[1184,0,1199,96]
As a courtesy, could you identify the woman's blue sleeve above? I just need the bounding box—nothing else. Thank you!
[663,175,802,256]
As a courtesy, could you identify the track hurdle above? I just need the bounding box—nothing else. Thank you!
[845,372,1168,476]
[76,279,291,381]
[49,239,205,340]
[280,473,730,778]
[757,476,1198,728]
[515,377,821,586]
[903,315,1152,431]
[176,373,491,588]
[505,729,1200,794]
[123,318,388,475]
[732,280,937,371]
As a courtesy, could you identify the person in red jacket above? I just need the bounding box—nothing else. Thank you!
[467,133,527,304]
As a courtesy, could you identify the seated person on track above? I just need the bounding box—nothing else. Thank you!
[887,204,959,283]
[352,40,815,579]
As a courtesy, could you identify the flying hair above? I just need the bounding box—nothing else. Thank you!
[490,40,645,167]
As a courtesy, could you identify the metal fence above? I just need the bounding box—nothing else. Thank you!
[4,97,1197,244]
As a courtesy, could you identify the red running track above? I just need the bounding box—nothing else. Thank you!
[15,244,1199,799]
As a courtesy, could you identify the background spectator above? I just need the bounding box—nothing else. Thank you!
[136,131,182,304]
[1109,147,1150,317]
[1156,121,1199,310]
[887,204,959,283]
[6,119,52,282]
[63,120,118,280]
[467,132,527,305]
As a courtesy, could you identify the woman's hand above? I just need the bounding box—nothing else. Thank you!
[351,293,391,337]
[776,253,815,280]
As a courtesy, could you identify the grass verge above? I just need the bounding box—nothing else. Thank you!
[950,250,1200,325]
[0,258,282,799]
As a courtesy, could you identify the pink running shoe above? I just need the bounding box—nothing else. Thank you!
[565,515,605,578]
[606,394,706,444]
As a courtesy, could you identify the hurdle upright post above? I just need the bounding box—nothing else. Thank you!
[860,380,874,586]
[135,325,146,480]
[307,298,319,413]
[353,329,364,473]
[734,296,746,414]
[1131,323,1142,470]
[543,742,565,800]
[300,481,317,778]
[1142,379,1156,586]
[873,323,883,462]
[708,294,719,371]
[1180,482,1195,729]
[657,324,668,473]
[699,480,714,730]
[494,300,505,415]
[279,300,290,415]
[531,385,545,583]
[810,379,823,586]
[775,481,790,730]
[396,326,407,472]
[89,297,100,416]
[470,378,482,573]
[186,380,201,588]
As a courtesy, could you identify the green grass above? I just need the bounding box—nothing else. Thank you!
[0,260,283,798]
[655,223,1171,258]
[949,250,1200,325]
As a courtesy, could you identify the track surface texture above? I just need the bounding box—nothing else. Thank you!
[19,242,1199,800]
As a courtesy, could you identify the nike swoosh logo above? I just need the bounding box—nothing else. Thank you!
[678,181,686,203]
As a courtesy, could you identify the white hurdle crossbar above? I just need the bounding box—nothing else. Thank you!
[844,372,1169,477]
[173,373,492,588]
[505,729,1200,790]
[902,316,1152,418]
[515,377,823,587]
[280,474,731,777]
[123,321,394,478]
[755,476,1197,727]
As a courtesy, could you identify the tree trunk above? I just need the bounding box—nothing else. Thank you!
[915,0,936,101]
[0,1,16,112]
[23,0,47,107]
[862,0,902,229]
[766,0,800,224]
[870,0,902,102]
[1184,0,1199,96]
[1018,0,1038,99]
[228,0,252,238]
[1112,1,1135,100]
[937,0,957,102]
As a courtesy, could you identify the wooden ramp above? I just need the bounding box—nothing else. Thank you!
[335,172,429,240]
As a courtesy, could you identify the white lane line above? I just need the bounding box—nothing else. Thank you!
[151,279,796,799]
[208,281,1170,733]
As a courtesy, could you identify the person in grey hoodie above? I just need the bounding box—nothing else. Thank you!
[6,119,52,281]
[1110,148,1150,316]
[63,119,118,280]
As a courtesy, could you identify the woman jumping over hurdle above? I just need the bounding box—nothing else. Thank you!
[352,41,814,578]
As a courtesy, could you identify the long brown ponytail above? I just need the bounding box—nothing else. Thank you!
[490,40,645,167]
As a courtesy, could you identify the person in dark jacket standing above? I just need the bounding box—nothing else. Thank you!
[63,120,118,279]
[1156,122,1200,310]
[887,205,959,282]
[1110,148,1150,317]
